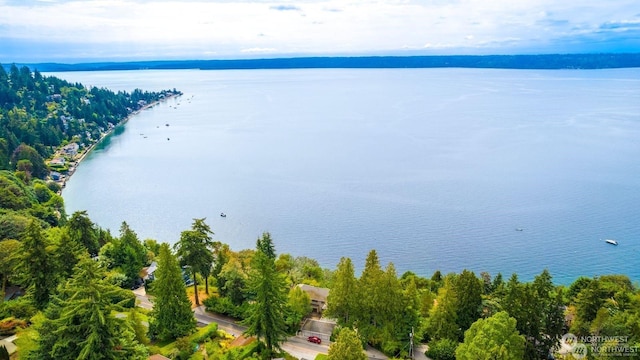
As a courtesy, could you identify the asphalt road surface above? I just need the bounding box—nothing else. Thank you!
[133,288,430,359]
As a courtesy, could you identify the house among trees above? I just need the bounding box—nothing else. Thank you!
[61,142,79,157]
[296,284,329,315]
[49,157,66,167]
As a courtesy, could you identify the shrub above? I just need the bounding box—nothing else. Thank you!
[0,297,37,320]
[203,296,248,319]
[426,338,458,360]
[191,323,219,344]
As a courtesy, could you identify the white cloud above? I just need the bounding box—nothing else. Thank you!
[241,47,277,53]
[0,0,638,61]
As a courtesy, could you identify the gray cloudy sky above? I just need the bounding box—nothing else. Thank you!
[1,0,639,62]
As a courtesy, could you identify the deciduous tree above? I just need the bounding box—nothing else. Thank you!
[456,311,525,360]
[328,327,367,360]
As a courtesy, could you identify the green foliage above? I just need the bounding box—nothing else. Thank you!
[286,285,312,330]
[149,243,196,341]
[326,257,357,325]
[191,323,219,344]
[203,295,249,319]
[99,222,147,287]
[425,338,458,360]
[0,238,20,298]
[0,64,177,174]
[16,221,56,309]
[27,256,148,360]
[67,210,100,256]
[328,327,367,360]
[242,234,288,358]
[255,232,276,260]
[174,218,215,305]
[0,344,8,360]
[48,227,83,282]
[218,257,249,305]
[10,144,47,179]
[454,269,483,335]
[127,309,150,346]
[0,170,33,211]
[0,296,37,320]
[426,276,459,341]
[456,311,525,360]
[173,336,195,360]
[0,212,31,240]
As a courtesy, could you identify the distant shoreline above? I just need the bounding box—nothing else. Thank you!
[56,94,179,191]
[9,53,640,72]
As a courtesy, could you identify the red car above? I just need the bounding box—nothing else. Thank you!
[307,336,322,344]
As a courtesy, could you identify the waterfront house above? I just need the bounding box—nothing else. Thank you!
[62,142,79,156]
[297,284,329,315]
[49,157,66,166]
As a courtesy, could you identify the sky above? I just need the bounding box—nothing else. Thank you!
[0,0,639,63]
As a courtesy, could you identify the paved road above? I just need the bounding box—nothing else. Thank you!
[133,288,430,360]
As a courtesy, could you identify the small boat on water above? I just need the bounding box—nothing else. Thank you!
[515,228,524,231]
[605,239,618,246]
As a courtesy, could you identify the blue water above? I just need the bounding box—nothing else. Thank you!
[56,68,640,284]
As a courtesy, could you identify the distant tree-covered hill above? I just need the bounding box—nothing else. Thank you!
[0,63,179,179]
[6,53,640,72]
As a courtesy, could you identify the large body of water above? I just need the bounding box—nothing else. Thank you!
[56,68,640,284]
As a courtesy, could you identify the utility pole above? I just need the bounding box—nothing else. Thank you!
[409,327,414,359]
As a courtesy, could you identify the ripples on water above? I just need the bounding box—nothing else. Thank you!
[58,68,640,284]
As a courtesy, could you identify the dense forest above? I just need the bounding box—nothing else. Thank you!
[0,63,179,182]
[1,66,639,360]
[5,53,640,72]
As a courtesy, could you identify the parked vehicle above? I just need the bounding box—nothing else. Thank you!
[307,336,321,344]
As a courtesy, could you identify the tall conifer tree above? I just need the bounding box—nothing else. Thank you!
[29,257,147,360]
[243,233,288,358]
[326,257,357,325]
[18,221,56,309]
[149,243,196,341]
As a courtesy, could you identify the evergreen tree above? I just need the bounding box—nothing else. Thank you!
[357,249,385,341]
[0,345,8,360]
[243,234,288,359]
[328,327,367,360]
[48,227,84,284]
[326,257,358,325]
[17,221,56,309]
[454,269,483,335]
[113,222,147,287]
[67,211,100,256]
[28,257,147,360]
[149,243,196,341]
[0,239,20,301]
[426,276,459,341]
[174,218,215,305]
[256,231,276,259]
